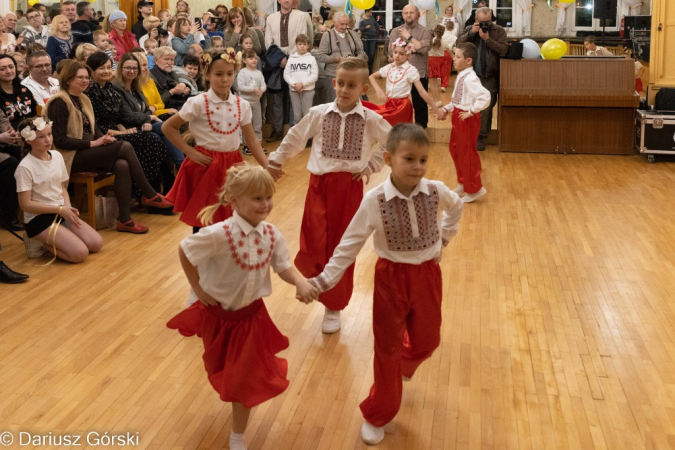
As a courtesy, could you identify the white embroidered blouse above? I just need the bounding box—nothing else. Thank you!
[379,61,420,99]
[181,212,292,310]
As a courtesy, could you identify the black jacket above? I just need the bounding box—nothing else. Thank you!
[112,82,152,127]
[132,13,147,42]
[457,22,508,79]
[149,66,191,109]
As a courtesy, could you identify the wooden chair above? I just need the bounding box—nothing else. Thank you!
[69,172,115,229]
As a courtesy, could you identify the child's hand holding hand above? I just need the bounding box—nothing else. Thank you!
[437,108,448,121]
[267,166,284,181]
[459,111,473,121]
[295,278,319,304]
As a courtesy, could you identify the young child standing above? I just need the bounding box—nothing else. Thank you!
[142,38,158,69]
[14,117,103,263]
[167,164,318,450]
[428,24,455,105]
[439,43,490,203]
[309,123,463,445]
[364,38,442,126]
[283,34,318,132]
[236,49,266,155]
[163,48,268,233]
[267,58,391,334]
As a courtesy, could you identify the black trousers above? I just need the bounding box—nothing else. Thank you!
[0,155,19,215]
[477,75,499,140]
[411,77,429,129]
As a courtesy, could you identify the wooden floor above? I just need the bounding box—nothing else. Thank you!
[3,143,675,450]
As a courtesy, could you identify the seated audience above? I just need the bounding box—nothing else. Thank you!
[171,17,210,66]
[108,10,138,61]
[46,15,74,71]
[45,60,173,234]
[20,50,59,109]
[16,8,49,50]
[149,45,191,110]
[0,54,37,130]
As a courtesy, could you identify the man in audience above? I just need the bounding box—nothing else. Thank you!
[133,0,154,42]
[71,1,99,44]
[21,51,59,108]
[387,5,431,128]
[265,0,308,142]
[457,6,507,150]
[16,8,49,50]
[188,43,203,58]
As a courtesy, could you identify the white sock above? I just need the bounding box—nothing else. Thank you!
[230,432,245,442]
[229,432,247,450]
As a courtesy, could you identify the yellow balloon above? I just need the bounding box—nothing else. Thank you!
[559,0,575,3]
[28,0,38,5]
[541,38,567,60]
[351,0,375,9]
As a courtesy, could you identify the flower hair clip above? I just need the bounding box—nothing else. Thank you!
[20,126,36,142]
[33,117,52,131]
[390,38,413,54]
[201,47,238,72]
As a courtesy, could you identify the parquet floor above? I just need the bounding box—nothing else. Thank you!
[3,132,675,449]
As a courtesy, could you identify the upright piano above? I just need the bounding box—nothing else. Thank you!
[499,58,640,154]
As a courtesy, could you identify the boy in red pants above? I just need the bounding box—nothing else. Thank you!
[310,123,463,445]
[439,42,490,203]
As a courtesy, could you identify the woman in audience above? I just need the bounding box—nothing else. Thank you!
[136,52,177,121]
[243,7,265,54]
[171,17,210,66]
[0,18,17,53]
[0,54,36,131]
[46,15,74,71]
[174,0,192,22]
[108,10,138,61]
[74,43,97,63]
[114,53,184,171]
[45,60,172,234]
[223,7,260,53]
[85,52,167,192]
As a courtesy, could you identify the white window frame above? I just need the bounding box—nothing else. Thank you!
[468,0,519,37]
[571,0,621,32]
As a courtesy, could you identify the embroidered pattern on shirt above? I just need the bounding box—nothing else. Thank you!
[452,73,466,106]
[378,185,440,252]
[223,223,276,271]
[321,111,365,161]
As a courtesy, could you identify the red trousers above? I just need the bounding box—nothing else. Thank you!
[360,258,443,427]
[449,108,483,194]
[295,172,363,311]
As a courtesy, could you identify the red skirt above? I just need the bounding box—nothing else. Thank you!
[362,97,413,127]
[428,55,445,79]
[442,50,452,87]
[165,146,243,227]
[636,78,643,93]
[167,299,290,408]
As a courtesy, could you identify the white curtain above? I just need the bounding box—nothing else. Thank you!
[455,0,472,27]
[308,0,322,15]
[621,0,643,16]
[515,0,533,36]
[556,2,572,37]
[0,0,9,17]
[258,0,276,16]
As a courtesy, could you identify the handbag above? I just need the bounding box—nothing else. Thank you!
[94,194,119,230]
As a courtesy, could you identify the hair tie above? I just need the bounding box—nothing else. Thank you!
[390,38,413,54]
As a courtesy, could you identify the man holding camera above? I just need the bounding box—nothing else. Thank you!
[317,11,367,102]
[457,6,507,150]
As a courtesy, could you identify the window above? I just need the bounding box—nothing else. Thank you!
[371,0,406,31]
[573,0,619,31]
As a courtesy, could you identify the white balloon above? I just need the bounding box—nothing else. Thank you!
[326,0,345,7]
[520,38,541,59]
[416,0,436,10]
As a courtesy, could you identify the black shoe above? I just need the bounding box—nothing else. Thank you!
[0,212,24,231]
[477,138,486,151]
[0,261,29,284]
[242,145,252,155]
[267,130,284,142]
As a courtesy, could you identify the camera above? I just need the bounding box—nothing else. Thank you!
[479,21,490,33]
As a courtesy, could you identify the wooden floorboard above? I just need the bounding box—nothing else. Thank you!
[2,130,675,449]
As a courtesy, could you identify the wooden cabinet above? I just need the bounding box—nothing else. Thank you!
[499,59,639,155]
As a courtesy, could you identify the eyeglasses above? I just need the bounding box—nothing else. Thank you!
[31,64,51,70]
[123,67,139,72]
[75,75,90,81]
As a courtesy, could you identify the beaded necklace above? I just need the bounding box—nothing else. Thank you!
[204,93,241,135]
[387,63,411,85]
[223,223,276,271]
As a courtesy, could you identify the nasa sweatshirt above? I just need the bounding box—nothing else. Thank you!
[283,52,319,91]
